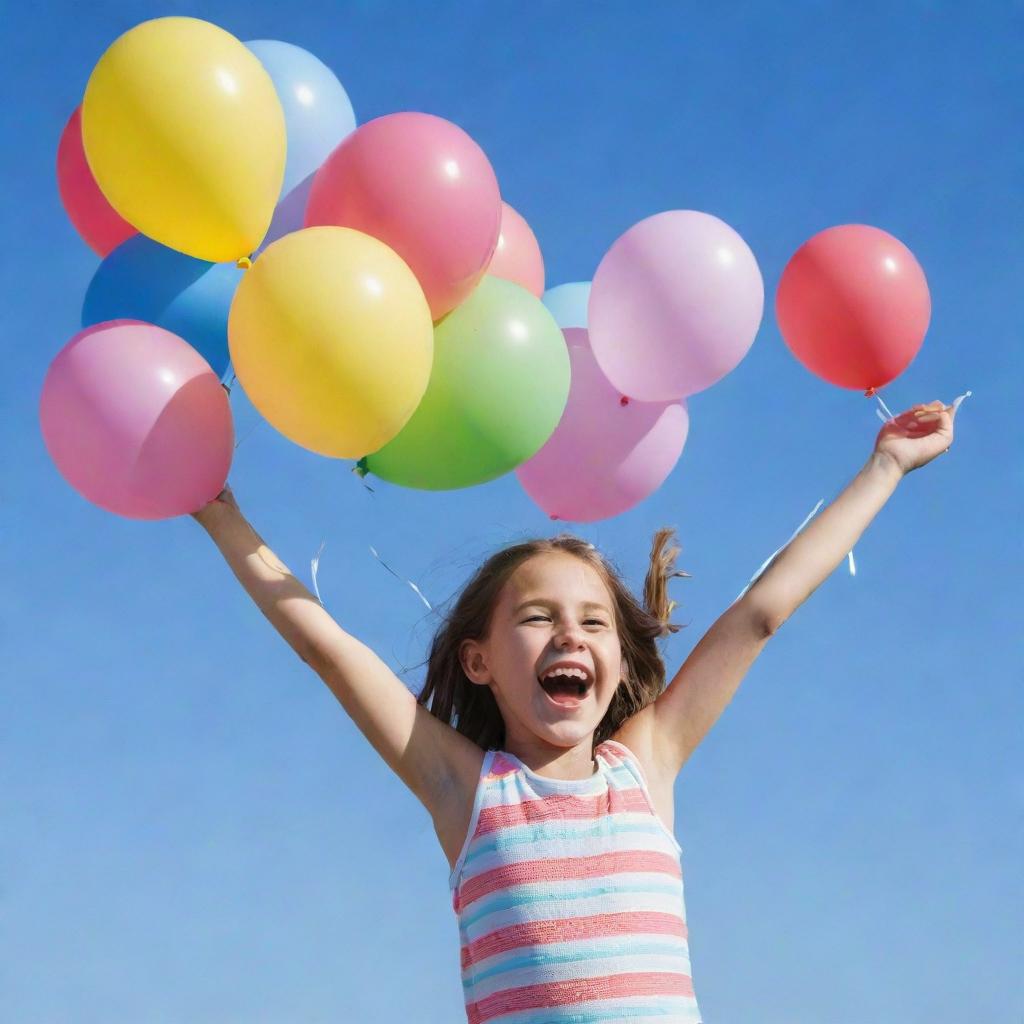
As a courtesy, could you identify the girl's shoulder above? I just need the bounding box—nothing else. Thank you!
[607,701,658,771]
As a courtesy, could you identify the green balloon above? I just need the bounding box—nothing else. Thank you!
[359,276,570,490]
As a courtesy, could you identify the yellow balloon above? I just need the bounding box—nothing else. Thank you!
[228,227,434,458]
[82,17,286,262]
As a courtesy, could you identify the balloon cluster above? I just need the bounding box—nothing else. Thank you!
[42,16,932,524]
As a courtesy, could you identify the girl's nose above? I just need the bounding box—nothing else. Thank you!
[555,625,585,650]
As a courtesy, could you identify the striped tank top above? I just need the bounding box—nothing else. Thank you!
[449,738,702,1023]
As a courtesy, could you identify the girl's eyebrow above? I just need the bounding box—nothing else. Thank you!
[513,599,611,615]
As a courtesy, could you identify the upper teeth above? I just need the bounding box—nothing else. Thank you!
[541,667,589,682]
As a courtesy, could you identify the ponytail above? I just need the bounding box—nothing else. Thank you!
[642,527,691,638]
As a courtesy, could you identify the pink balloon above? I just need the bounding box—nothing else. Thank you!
[516,329,689,523]
[305,112,501,320]
[39,320,233,520]
[56,107,136,257]
[589,210,764,401]
[488,201,545,297]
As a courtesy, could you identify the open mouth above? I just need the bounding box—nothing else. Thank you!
[537,671,593,706]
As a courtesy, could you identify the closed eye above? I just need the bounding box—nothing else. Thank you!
[524,615,607,626]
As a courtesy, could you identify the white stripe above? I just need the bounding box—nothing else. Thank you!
[483,994,703,1024]
[478,764,641,809]
[465,952,693,1004]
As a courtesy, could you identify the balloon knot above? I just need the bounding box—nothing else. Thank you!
[864,387,877,398]
[353,458,369,479]
[619,396,630,406]
[550,514,559,521]
[236,256,252,270]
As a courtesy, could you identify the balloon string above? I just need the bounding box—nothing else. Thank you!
[874,388,973,425]
[738,387,974,606]
[351,463,376,494]
[233,419,263,451]
[219,372,265,451]
[733,498,855,605]
[369,546,433,610]
[311,540,327,606]
[310,540,431,611]
[874,392,897,422]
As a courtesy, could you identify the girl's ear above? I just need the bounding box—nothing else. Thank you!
[460,638,492,685]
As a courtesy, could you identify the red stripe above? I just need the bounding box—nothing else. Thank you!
[475,787,651,837]
[458,849,681,910]
[466,971,694,1024]
[461,910,688,969]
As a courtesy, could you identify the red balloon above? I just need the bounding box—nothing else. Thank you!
[305,112,501,320]
[775,224,930,391]
[56,107,136,257]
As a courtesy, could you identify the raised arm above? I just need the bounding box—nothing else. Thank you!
[191,487,481,818]
[649,400,958,776]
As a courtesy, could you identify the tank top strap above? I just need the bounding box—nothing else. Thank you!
[598,738,682,854]
[597,737,650,789]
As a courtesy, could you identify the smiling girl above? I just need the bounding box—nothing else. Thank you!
[192,399,957,1023]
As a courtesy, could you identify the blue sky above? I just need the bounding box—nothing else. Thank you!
[3,2,1021,1021]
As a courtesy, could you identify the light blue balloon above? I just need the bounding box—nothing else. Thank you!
[542,281,592,330]
[260,173,316,253]
[81,235,244,379]
[245,40,357,198]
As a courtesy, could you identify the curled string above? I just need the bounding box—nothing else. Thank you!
[734,499,846,604]
[309,539,431,614]
[873,388,973,424]
[310,467,429,632]
[737,389,971,605]
[369,546,433,610]
[310,540,327,607]
[345,463,429,607]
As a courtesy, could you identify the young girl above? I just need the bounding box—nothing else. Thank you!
[192,399,957,1023]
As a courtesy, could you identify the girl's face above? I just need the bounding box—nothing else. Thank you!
[460,552,626,754]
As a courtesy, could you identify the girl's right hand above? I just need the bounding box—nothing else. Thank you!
[191,484,240,526]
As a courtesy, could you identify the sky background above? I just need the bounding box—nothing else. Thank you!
[2,2,1021,1021]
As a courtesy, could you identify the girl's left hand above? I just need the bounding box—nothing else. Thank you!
[874,400,957,475]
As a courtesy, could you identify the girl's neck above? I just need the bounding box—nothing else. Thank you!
[504,737,599,781]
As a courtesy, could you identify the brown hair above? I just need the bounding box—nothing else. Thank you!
[416,528,690,752]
